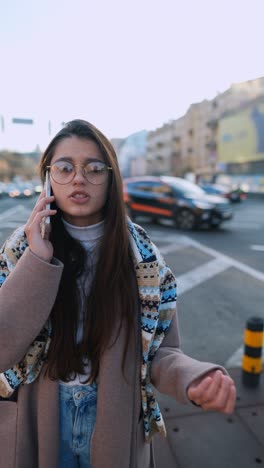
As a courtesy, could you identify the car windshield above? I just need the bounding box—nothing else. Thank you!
[162,177,206,197]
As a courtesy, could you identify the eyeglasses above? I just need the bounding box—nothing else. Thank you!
[46,160,112,185]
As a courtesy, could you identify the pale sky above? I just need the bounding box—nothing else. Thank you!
[0,0,263,151]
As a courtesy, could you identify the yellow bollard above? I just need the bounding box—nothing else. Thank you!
[242,317,264,387]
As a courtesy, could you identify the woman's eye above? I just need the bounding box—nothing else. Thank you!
[60,164,73,173]
[87,163,103,172]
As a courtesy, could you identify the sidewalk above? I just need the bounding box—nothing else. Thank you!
[153,368,264,468]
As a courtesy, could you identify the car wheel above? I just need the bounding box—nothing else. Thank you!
[210,222,221,229]
[175,209,196,230]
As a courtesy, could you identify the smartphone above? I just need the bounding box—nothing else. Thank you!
[41,171,51,239]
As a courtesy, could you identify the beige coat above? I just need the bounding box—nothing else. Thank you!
[0,248,223,468]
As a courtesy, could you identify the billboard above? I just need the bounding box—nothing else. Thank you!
[218,101,264,163]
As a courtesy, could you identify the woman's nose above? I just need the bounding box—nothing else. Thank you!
[73,166,86,182]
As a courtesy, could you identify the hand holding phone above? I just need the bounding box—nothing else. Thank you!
[41,171,52,239]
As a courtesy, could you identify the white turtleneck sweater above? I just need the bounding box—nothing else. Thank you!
[60,218,104,386]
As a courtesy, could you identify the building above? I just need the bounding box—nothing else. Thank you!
[146,123,174,175]
[216,97,264,192]
[114,130,148,177]
[146,76,264,179]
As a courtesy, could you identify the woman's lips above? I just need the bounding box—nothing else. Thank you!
[69,194,90,204]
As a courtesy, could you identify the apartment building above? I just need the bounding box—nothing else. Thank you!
[147,76,264,177]
[146,122,174,175]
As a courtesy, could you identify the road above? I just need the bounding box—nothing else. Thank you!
[0,196,263,370]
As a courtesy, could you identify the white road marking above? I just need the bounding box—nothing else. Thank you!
[0,206,30,238]
[0,222,23,229]
[178,236,264,283]
[0,205,30,222]
[152,234,191,246]
[250,245,264,251]
[225,345,264,368]
[225,346,244,368]
[156,231,264,283]
[228,222,262,230]
[177,258,230,295]
[160,244,188,255]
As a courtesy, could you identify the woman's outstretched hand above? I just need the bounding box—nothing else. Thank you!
[24,191,57,263]
[187,369,236,414]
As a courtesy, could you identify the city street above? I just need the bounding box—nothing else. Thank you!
[0,196,263,368]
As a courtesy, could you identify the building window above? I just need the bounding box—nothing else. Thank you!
[205,141,217,150]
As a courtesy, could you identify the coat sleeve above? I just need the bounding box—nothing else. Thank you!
[0,247,63,371]
[150,248,227,404]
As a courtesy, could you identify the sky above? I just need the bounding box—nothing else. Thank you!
[0,0,263,151]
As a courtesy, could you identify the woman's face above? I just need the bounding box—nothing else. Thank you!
[49,136,109,226]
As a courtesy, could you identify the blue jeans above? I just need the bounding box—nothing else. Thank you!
[59,382,97,468]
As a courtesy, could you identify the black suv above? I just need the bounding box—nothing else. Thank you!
[123,176,233,230]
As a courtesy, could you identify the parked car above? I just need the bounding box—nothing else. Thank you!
[199,182,246,202]
[7,182,35,198]
[123,176,233,230]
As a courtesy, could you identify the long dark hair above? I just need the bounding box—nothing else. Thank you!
[39,119,139,383]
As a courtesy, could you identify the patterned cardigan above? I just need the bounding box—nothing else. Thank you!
[0,219,177,442]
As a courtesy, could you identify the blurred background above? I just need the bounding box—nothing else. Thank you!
[1,1,264,194]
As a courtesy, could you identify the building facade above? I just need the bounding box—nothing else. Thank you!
[146,76,264,179]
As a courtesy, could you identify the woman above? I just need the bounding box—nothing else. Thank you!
[0,119,236,468]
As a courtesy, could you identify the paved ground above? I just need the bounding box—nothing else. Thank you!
[153,368,264,468]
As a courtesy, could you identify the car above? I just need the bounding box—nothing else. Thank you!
[123,176,233,230]
[7,182,35,198]
[199,182,246,203]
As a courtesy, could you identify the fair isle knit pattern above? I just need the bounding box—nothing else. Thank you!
[0,221,177,442]
[128,222,177,441]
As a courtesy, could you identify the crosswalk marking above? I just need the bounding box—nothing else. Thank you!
[228,222,262,230]
[0,222,23,229]
[225,345,264,368]
[0,205,31,229]
[159,244,188,255]
[250,245,264,251]
[177,257,230,295]
[0,205,30,222]
[0,205,25,221]
[157,232,264,284]
[186,237,264,283]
